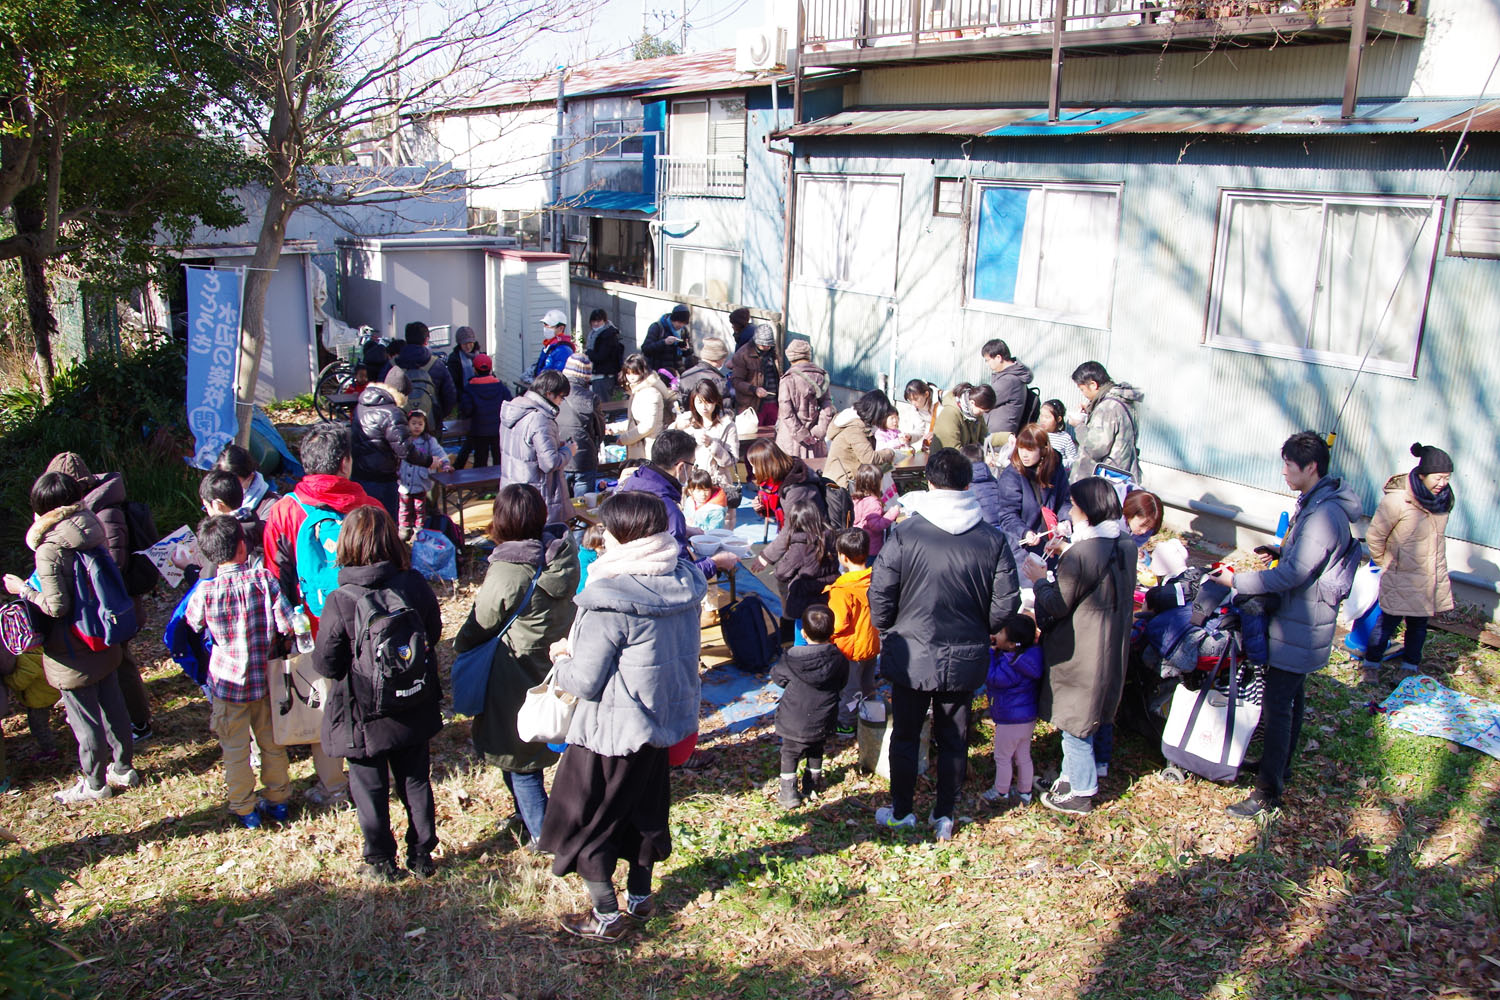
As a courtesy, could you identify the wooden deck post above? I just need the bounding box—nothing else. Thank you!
[1341,0,1369,119]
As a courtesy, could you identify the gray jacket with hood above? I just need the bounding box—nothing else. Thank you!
[987,360,1035,437]
[500,391,569,523]
[555,558,707,757]
[1233,475,1363,674]
[869,489,1021,693]
[1077,381,1145,481]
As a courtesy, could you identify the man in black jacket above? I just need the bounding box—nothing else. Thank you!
[869,448,1020,841]
[641,303,693,373]
[585,308,623,399]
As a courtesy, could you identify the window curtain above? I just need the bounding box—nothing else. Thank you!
[1218,198,1322,349]
[1035,186,1118,323]
[1310,203,1433,364]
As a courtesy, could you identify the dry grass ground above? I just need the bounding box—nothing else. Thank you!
[3,555,1498,999]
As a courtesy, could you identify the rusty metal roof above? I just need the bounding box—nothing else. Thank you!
[775,99,1500,139]
[450,49,755,112]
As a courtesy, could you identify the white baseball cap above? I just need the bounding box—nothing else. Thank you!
[540,308,567,327]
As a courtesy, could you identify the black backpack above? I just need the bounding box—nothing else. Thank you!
[1019,386,1043,430]
[118,500,160,596]
[719,592,779,673]
[818,476,854,532]
[350,586,434,719]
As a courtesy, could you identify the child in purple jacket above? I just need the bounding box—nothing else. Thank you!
[983,614,1044,806]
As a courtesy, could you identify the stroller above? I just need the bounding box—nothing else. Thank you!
[1122,572,1267,784]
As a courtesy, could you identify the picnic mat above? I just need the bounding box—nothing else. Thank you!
[1380,674,1500,760]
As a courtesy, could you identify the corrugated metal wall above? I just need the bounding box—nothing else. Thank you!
[781,132,1500,550]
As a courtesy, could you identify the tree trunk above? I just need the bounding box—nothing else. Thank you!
[232,183,292,445]
[14,199,57,401]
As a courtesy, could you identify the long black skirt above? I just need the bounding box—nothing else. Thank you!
[539,743,672,883]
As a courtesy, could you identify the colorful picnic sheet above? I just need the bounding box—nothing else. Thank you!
[1380,674,1500,760]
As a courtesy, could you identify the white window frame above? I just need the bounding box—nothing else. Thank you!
[665,244,742,304]
[793,173,902,296]
[1205,189,1442,378]
[964,180,1122,330]
[667,97,747,158]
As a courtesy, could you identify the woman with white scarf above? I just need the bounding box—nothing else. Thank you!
[538,491,707,942]
[1021,477,1136,817]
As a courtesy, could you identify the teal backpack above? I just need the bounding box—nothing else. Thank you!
[293,497,347,616]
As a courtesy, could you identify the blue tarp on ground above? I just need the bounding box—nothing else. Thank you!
[698,494,785,735]
[250,407,304,478]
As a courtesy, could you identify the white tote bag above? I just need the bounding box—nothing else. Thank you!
[1161,673,1261,784]
[515,668,578,744]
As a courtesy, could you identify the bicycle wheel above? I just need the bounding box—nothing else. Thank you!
[313,361,357,422]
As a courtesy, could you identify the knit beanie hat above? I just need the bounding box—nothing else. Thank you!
[698,337,729,363]
[564,352,594,379]
[754,326,775,348]
[786,339,812,362]
[46,451,93,481]
[472,352,493,374]
[383,367,412,396]
[455,325,477,346]
[1411,442,1453,476]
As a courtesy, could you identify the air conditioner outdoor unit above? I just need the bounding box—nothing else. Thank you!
[736,26,787,72]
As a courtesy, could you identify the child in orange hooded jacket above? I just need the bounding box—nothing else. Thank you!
[826,528,880,734]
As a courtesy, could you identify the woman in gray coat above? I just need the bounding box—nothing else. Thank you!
[1023,477,1136,817]
[538,491,707,942]
[499,369,574,524]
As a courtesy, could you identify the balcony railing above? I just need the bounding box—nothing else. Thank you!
[656,155,748,199]
[800,0,1424,64]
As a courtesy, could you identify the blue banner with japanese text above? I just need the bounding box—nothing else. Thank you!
[185,267,242,469]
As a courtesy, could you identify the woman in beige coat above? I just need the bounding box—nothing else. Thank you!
[615,354,674,462]
[1362,443,1454,684]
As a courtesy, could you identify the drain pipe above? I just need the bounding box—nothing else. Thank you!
[1155,488,1500,596]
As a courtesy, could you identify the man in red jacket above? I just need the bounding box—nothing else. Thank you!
[261,421,383,807]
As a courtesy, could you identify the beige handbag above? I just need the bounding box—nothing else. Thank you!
[269,654,330,746]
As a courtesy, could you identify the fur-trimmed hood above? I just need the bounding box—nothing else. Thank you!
[26,504,106,553]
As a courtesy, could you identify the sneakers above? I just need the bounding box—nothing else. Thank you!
[406,853,437,879]
[1041,780,1094,816]
[624,894,654,921]
[257,799,290,823]
[778,776,802,809]
[874,806,916,829]
[54,778,112,805]
[676,750,718,771]
[233,809,262,829]
[1226,791,1280,820]
[131,723,154,743]
[930,815,955,842]
[105,763,141,789]
[305,783,351,808]
[979,786,1007,804]
[834,722,856,739]
[359,859,407,884]
[559,909,630,943]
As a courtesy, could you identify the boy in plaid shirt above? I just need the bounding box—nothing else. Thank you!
[185,515,295,828]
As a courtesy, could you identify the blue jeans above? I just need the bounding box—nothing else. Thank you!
[503,769,548,842]
[1059,731,1099,797]
[1093,722,1114,767]
[565,471,598,498]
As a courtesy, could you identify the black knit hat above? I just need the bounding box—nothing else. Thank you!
[1410,442,1453,476]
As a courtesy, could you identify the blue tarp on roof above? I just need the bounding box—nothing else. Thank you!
[549,191,657,214]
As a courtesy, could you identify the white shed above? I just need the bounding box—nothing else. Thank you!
[485,249,571,386]
[337,235,515,351]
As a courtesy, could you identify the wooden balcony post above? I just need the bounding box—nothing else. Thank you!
[911,0,923,45]
[1341,0,1370,119]
[1048,0,1068,122]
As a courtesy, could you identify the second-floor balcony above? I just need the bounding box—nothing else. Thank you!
[656,154,748,198]
[799,0,1426,68]
[551,130,662,212]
